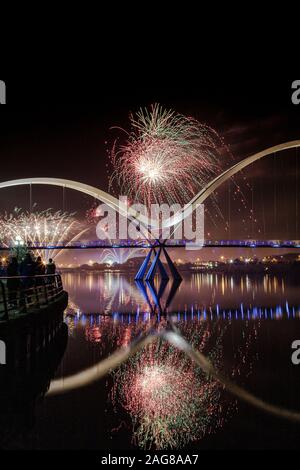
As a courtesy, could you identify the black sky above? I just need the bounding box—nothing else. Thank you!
[1,77,299,181]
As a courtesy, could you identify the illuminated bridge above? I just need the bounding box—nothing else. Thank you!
[3,239,298,283]
[1,239,300,250]
[1,140,300,281]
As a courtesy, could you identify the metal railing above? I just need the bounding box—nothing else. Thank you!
[0,274,64,321]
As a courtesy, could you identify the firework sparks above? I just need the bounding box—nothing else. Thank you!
[0,206,88,261]
[111,320,234,449]
[108,104,260,237]
[88,207,146,265]
[109,104,229,207]
[120,361,220,449]
[61,307,258,449]
[98,248,145,265]
[109,316,259,450]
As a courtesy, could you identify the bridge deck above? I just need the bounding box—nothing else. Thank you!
[1,240,300,250]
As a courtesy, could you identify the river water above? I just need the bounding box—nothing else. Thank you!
[1,272,300,450]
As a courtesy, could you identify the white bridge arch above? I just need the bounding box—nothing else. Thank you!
[0,140,300,232]
[0,177,154,239]
[168,140,300,229]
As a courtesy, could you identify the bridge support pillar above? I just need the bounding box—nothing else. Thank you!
[163,247,182,282]
[135,249,153,281]
[135,246,182,282]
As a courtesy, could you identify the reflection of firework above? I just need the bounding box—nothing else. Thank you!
[0,207,88,261]
[61,307,258,449]
[116,358,221,449]
[112,320,234,449]
[88,210,146,265]
[99,248,145,265]
[109,104,228,207]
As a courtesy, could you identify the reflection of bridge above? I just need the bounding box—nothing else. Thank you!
[71,305,300,322]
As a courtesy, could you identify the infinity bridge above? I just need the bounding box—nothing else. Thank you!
[2,240,299,283]
[0,140,300,234]
[1,140,300,281]
[1,239,299,250]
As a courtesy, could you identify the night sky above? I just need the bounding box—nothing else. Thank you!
[0,77,299,262]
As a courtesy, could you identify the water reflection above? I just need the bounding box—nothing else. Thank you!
[63,272,300,316]
[62,313,258,449]
[61,272,300,449]
[66,304,300,338]
[1,271,300,450]
[110,317,258,449]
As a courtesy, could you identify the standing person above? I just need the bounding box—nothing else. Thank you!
[35,256,46,276]
[20,253,35,278]
[0,261,6,277]
[46,258,56,275]
[20,253,35,307]
[6,257,20,309]
[46,258,57,297]
[35,256,46,288]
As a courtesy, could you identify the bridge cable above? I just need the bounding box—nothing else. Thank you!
[296,148,298,238]
[29,183,32,214]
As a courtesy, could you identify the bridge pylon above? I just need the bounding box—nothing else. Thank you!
[135,244,182,282]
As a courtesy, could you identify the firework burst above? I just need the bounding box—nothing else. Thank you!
[98,248,145,265]
[88,206,147,264]
[109,104,229,207]
[0,206,88,261]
